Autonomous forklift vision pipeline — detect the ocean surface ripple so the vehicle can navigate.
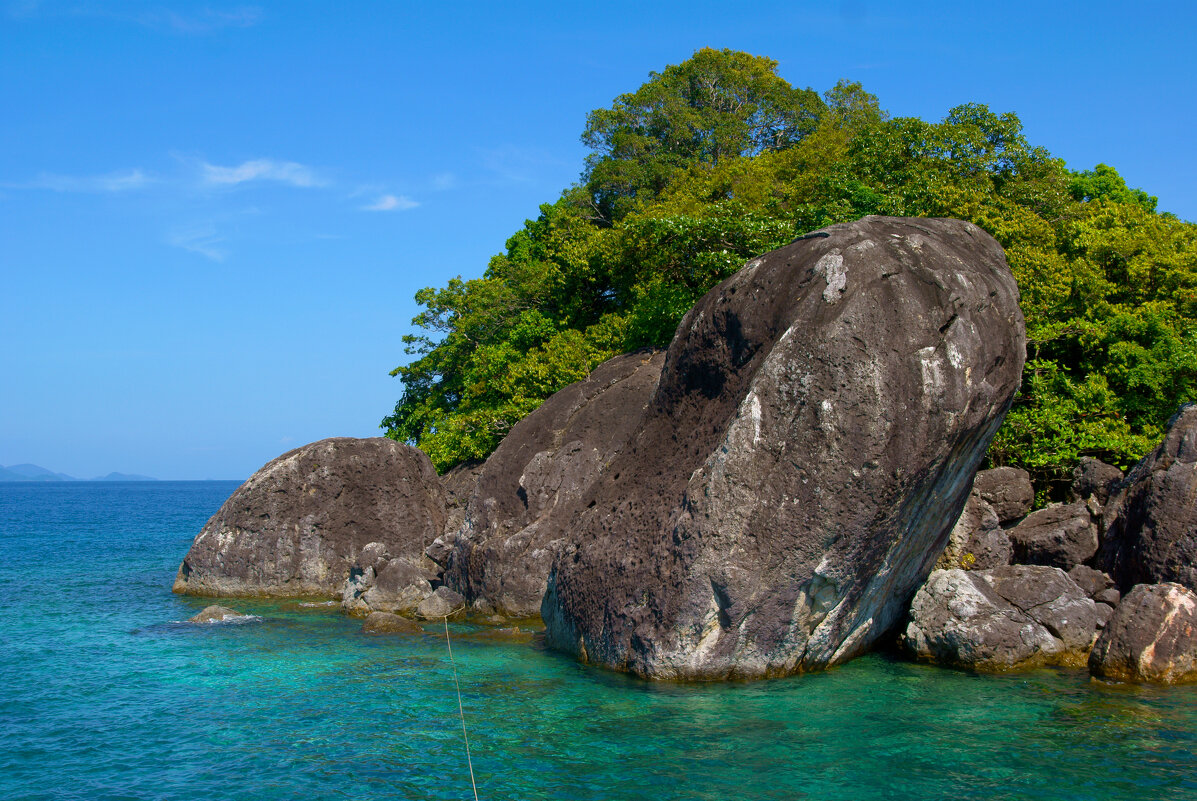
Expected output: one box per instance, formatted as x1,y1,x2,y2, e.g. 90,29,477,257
1,482,1194,800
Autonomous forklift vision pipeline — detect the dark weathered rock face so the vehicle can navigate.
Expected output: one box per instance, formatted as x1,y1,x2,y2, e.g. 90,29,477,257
936,492,1011,571
1089,583,1197,684
541,216,1026,679
1071,457,1123,505
902,566,1099,670
972,466,1034,524
436,350,666,617
440,461,483,538
1097,405,1197,593
1007,502,1098,570
174,438,446,598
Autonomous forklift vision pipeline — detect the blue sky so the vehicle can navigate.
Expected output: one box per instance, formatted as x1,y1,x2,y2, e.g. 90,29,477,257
2,1,1194,480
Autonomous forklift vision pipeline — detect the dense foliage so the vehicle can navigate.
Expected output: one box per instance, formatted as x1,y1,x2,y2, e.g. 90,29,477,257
384,48,1197,501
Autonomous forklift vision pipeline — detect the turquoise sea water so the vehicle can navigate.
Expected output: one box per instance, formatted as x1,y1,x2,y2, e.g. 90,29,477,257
1,482,1194,801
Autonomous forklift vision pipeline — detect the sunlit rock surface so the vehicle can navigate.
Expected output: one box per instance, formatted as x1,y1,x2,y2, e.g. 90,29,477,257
542,216,1026,679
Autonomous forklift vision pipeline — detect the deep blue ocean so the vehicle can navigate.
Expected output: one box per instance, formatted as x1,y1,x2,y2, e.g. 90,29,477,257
1,481,1194,801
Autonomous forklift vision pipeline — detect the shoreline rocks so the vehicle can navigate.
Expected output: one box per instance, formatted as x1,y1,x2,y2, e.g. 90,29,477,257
1089,583,1197,684
542,216,1026,679
902,566,1099,670
173,438,446,599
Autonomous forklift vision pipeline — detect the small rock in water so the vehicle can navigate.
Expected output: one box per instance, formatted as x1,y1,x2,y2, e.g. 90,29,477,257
173,437,446,598
361,611,424,635
187,605,248,624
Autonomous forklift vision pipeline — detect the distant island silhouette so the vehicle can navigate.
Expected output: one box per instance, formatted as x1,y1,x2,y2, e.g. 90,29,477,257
0,463,156,482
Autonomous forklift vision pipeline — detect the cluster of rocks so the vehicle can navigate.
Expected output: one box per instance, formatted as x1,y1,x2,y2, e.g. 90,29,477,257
905,410,1197,683
172,216,1196,682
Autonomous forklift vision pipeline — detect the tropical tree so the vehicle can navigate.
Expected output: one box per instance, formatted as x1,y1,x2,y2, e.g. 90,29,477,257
385,49,1197,503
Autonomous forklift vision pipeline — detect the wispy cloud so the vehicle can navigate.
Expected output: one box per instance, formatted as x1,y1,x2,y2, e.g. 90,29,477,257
478,145,568,185
361,194,418,212
166,224,227,261
431,172,457,191
4,168,154,193
141,6,262,33
202,159,324,188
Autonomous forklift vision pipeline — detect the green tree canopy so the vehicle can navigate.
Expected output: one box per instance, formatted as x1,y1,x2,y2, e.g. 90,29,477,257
582,47,825,220
384,49,1196,504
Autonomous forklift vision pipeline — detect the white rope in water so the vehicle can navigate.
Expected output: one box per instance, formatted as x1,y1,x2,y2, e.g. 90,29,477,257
444,612,479,801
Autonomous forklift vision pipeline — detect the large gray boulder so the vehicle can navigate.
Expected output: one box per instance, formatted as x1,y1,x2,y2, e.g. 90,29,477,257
437,350,666,617
1096,405,1197,592
902,566,1099,670
542,216,1026,679
1089,583,1197,684
174,438,446,598
1007,501,1098,569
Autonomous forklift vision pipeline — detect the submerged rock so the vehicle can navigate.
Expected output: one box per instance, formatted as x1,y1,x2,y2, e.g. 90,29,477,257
902,566,1099,671
542,216,1026,679
1097,405,1197,593
1089,583,1197,684
173,438,446,598
187,605,250,624
361,611,425,635
437,350,666,616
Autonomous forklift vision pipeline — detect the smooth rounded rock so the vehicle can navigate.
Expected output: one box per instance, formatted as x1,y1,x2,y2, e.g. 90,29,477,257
972,466,1034,524
1007,502,1097,569
173,438,446,599
1071,457,1123,505
416,586,466,619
